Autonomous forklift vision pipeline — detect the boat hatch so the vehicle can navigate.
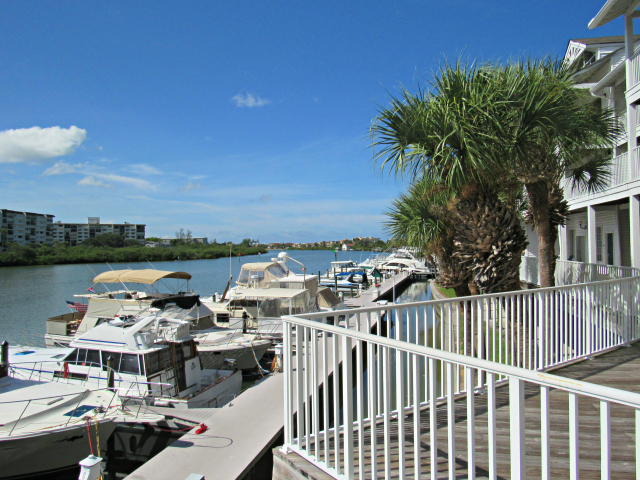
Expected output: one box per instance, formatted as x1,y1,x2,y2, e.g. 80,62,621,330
63,405,99,417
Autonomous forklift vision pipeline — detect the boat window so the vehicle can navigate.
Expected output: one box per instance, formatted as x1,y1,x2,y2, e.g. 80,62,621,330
160,348,173,369
64,349,78,363
183,341,192,360
120,354,140,375
145,352,161,375
267,264,287,277
101,351,122,370
85,349,101,367
76,348,88,364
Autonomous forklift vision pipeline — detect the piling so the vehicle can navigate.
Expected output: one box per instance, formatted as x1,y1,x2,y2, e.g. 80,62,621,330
0,341,8,378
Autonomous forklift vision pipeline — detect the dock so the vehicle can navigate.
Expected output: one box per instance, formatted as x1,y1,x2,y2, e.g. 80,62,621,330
126,271,413,480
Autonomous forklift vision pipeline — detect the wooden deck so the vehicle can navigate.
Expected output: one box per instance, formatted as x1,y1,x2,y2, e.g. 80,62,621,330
275,343,640,479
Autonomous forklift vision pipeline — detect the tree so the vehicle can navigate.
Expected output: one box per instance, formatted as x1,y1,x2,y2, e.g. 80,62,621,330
372,60,528,295
490,59,619,286
174,228,193,245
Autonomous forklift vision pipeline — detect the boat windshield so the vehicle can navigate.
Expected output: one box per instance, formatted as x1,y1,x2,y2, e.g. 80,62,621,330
237,263,288,287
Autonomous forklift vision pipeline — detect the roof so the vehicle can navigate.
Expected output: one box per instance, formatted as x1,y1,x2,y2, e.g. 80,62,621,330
239,262,278,271
570,35,628,45
93,269,192,284
589,0,639,29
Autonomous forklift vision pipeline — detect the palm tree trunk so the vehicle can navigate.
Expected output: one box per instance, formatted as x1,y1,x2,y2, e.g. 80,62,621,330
527,180,555,288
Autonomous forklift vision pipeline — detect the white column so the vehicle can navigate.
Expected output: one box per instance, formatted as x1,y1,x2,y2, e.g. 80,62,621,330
631,195,640,268
626,14,638,181
559,225,568,261
588,206,597,264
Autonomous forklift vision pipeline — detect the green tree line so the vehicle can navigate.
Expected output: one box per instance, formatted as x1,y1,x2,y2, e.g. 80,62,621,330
0,235,267,267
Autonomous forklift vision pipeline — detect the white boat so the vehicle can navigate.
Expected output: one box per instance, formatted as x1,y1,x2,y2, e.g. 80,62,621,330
360,248,433,276
15,315,243,409
193,328,272,370
45,269,216,348
0,373,121,478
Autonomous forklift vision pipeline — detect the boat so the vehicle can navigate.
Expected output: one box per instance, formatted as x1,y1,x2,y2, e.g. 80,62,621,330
45,269,216,348
319,271,370,290
360,248,433,276
16,314,243,409
0,346,128,479
193,328,272,370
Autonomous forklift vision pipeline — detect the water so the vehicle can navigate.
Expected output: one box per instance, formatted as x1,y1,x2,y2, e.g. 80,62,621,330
0,250,381,347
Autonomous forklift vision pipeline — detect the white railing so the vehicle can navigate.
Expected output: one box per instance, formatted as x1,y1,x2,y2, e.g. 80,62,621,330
564,152,630,202
631,48,640,91
634,145,640,181
520,256,640,287
282,276,640,479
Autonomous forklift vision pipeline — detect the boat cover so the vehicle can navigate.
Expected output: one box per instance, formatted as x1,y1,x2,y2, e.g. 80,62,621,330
93,269,192,284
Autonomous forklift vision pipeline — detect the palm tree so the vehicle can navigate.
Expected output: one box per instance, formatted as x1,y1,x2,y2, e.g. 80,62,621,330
491,59,619,287
372,61,528,294
384,177,473,297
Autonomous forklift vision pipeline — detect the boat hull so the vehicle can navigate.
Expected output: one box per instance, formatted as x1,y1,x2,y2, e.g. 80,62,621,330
0,420,117,479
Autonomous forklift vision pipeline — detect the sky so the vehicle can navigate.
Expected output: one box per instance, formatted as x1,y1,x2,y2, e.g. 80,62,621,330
0,1,627,243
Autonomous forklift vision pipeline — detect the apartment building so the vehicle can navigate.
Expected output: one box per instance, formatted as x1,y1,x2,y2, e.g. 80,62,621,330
51,217,145,246
0,209,54,250
549,2,640,270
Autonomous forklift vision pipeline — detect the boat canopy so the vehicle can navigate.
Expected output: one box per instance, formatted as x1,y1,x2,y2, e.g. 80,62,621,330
93,269,192,284
236,262,288,288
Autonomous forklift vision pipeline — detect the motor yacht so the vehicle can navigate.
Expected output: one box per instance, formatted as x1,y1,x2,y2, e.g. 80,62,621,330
16,314,242,409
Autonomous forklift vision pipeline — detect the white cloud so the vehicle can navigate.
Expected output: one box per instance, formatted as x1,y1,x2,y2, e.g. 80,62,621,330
230,92,271,108
129,163,163,175
42,160,84,176
78,176,110,188
180,181,202,192
77,173,155,190
95,173,156,190
0,126,87,164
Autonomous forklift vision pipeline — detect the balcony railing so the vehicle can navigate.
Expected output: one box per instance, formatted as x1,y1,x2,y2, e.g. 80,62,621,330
520,256,640,287
630,48,640,91
564,150,637,202
282,276,640,479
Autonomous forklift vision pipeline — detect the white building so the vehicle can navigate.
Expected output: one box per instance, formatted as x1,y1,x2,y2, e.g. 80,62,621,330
0,209,54,250
51,217,145,246
549,2,640,270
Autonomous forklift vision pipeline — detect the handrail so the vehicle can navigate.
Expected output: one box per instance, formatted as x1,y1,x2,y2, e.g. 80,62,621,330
283,315,640,408
297,274,640,318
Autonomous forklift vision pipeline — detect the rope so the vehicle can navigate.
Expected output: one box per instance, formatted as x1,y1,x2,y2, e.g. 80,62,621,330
84,417,94,456
250,337,270,376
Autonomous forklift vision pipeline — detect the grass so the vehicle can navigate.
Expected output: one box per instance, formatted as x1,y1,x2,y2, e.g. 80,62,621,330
434,283,457,298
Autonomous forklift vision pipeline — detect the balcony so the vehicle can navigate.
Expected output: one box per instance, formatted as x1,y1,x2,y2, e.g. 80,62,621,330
563,147,640,204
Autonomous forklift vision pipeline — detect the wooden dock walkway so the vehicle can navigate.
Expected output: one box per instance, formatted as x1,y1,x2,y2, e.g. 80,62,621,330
344,271,411,308
274,343,640,479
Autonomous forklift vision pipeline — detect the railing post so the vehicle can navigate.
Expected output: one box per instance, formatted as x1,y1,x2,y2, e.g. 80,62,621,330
342,335,354,478
509,377,526,480
283,321,293,447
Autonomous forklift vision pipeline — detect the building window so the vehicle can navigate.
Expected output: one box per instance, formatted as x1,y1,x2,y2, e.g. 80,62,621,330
576,235,586,263
596,227,603,263
569,229,575,260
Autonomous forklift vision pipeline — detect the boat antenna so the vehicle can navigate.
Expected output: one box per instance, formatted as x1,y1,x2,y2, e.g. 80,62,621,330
146,259,158,270
229,243,232,278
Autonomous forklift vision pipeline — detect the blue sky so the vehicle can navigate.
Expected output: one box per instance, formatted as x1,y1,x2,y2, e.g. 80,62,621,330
0,1,625,243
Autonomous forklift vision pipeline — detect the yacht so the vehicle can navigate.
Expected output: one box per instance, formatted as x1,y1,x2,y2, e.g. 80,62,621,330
0,359,128,479
45,269,215,348
15,315,242,409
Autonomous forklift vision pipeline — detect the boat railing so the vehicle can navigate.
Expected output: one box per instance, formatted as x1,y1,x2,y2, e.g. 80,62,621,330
1,385,122,437
8,360,172,398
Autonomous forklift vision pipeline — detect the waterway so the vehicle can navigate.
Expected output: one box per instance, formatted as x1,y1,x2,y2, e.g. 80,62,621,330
0,249,432,479
0,250,385,347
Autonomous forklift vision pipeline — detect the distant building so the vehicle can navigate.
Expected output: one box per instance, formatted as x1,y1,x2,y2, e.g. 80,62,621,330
342,243,355,251
192,237,209,244
0,209,54,250
51,217,145,246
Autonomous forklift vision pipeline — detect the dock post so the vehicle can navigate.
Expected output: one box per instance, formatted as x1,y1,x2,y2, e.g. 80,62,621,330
107,356,115,390
334,276,338,294
0,341,8,378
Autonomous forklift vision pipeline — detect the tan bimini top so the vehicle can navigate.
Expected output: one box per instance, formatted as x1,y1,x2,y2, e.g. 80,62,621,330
93,269,192,285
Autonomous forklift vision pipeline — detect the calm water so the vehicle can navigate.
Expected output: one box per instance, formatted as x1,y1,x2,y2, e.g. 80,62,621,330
0,250,382,347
